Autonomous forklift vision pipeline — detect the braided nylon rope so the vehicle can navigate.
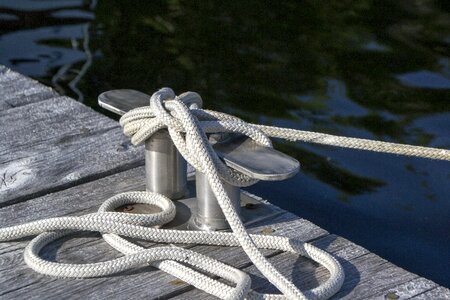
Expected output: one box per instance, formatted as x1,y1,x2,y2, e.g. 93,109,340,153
1,87,447,299
256,125,450,161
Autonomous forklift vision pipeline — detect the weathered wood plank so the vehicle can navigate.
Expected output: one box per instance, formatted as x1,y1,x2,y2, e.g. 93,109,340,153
174,233,449,300
0,166,328,299
242,236,449,300
367,277,437,299
0,67,59,111
0,167,171,299
171,234,367,299
0,168,146,229
411,286,450,299
154,211,329,299
0,96,143,207
241,238,446,300
0,213,321,300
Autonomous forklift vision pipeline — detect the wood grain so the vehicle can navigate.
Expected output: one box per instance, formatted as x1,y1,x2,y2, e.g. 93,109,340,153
0,96,143,207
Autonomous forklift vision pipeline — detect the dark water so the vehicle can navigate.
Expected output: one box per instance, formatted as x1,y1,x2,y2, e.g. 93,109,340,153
1,0,449,288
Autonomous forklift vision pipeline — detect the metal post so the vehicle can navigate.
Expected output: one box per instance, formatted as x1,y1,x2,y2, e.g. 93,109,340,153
194,171,241,231
145,129,187,199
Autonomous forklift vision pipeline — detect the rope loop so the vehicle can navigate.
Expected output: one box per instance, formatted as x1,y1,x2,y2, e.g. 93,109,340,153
1,189,345,300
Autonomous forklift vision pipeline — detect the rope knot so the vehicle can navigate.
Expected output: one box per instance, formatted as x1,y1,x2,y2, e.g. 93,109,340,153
120,88,275,186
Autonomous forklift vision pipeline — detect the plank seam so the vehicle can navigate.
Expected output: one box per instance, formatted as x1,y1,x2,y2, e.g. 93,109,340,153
408,286,441,299
0,280,54,297
1,88,60,110
0,95,71,116
363,274,422,299
0,158,144,209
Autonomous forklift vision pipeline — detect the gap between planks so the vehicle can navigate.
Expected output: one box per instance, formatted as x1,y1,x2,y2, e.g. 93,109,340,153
0,96,144,208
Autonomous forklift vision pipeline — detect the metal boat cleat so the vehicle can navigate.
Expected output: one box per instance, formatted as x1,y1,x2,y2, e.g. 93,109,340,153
99,89,300,231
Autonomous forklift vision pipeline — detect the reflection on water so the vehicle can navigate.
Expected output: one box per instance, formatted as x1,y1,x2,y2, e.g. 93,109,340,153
0,0,95,101
1,0,449,287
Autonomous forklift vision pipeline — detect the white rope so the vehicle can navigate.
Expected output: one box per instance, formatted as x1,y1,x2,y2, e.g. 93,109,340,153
3,192,343,300
0,88,348,299
256,125,450,161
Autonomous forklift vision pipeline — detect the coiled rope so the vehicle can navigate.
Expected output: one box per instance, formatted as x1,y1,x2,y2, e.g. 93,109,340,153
1,87,448,299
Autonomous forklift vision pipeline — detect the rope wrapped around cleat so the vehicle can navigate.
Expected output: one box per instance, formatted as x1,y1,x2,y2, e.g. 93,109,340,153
0,88,345,299
5,86,447,299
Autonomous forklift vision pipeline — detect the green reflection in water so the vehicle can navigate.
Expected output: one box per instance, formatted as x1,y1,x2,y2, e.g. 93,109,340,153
82,0,449,117
32,0,447,195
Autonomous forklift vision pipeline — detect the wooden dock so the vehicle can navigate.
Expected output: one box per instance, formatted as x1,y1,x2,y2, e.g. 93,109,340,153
0,65,449,299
